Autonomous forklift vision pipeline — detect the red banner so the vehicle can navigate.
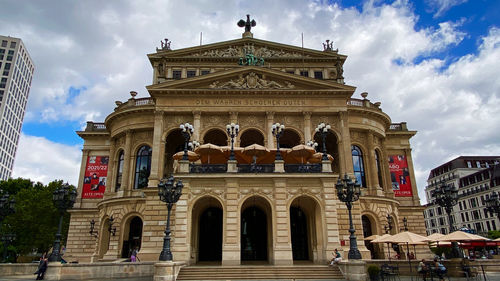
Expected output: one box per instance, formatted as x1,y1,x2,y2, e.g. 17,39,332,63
388,155,412,197
82,156,109,199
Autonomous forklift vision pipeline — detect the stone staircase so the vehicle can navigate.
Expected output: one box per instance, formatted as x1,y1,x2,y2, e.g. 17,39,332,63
176,264,345,280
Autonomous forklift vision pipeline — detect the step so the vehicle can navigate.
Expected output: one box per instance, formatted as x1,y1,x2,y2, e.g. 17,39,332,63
177,265,344,280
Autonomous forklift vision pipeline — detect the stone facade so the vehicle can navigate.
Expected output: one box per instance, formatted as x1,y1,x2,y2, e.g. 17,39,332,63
66,33,426,265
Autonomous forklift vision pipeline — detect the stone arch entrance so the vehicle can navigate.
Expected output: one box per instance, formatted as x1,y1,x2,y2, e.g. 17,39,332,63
240,196,273,263
239,129,265,147
279,129,301,148
164,129,184,176
191,196,223,263
314,130,340,173
362,214,377,259
290,196,324,262
97,217,112,259
203,128,227,146
121,216,143,258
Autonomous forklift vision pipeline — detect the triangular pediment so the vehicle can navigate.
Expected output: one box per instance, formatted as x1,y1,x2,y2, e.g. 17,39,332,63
148,37,346,61
146,67,355,93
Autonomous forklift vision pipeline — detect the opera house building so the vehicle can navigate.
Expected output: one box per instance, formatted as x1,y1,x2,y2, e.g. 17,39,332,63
65,26,425,267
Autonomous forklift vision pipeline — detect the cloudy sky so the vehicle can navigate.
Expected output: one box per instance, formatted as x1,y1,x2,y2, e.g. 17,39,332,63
1,0,499,204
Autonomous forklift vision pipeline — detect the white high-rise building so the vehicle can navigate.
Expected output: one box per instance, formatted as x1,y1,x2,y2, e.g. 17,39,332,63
0,36,34,181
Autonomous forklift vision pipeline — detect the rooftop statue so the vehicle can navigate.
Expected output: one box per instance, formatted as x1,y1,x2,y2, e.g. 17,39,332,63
237,14,256,33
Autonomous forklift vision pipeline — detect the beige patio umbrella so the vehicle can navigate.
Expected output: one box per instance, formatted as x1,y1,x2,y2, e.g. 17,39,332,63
365,234,382,241
494,238,500,242
371,234,394,261
289,144,316,164
243,144,269,164
426,233,445,241
307,152,334,164
390,231,430,274
195,143,224,164
436,231,490,242
172,150,200,162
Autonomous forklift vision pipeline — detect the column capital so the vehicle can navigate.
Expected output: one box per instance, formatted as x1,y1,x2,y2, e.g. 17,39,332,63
229,111,238,119
302,111,312,118
266,111,275,118
155,110,164,117
192,111,201,118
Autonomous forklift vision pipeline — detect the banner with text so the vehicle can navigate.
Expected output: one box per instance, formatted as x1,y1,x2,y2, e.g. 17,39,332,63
82,156,109,199
388,155,413,197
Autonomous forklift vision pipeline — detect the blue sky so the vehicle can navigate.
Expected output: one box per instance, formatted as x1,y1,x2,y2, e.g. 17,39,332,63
1,0,500,203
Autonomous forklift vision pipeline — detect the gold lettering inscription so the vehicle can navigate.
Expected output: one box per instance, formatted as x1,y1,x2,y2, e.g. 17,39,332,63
194,99,305,106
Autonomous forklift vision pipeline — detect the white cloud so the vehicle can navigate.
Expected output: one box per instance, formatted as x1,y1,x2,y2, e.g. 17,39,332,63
425,0,468,18
2,0,499,205
11,134,81,185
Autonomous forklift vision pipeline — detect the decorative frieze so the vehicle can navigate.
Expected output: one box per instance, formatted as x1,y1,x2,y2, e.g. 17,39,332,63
209,73,295,89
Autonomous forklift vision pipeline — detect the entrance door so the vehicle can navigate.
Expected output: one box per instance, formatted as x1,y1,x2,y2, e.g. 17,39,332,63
241,206,267,261
198,207,223,261
290,206,309,260
121,216,143,258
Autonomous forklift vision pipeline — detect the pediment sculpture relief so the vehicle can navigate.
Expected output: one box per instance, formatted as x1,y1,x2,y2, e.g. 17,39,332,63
209,72,295,89
193,44,309,58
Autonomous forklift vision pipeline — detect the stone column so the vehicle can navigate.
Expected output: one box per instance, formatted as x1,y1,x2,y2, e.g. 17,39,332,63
122,130,133,194
266,112,275,148
380,139,392,195
172,185,189,261
322,178,342,261
193,111,201,142
366,131,379,192
303,112,312,142
273,178,293,265
149,111,164,187
405,148,421,205
105,138,117,194
75,149,90,207
222,178,240,265
339,111,353,175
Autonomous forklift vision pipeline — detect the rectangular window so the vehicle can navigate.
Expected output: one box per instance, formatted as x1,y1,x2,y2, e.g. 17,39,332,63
437,207,442,215
186,70,196,78
492,220,497,230
476,161,481,168
201,70,210,75
0,78,6,88
1,41,7,47
461,213,465,221
9,42,16,48
314,71,323,79
286,70,295,74
487,221,491,231
465,212,469,221
300,71,309,77
172,70,181,79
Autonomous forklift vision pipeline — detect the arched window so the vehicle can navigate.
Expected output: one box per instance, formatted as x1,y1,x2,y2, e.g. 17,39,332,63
239,129,265,147
203,129,227,146
115,150,124,191
375,150,383,188
134,145,152,189
279,129,301,149
351,145,366,187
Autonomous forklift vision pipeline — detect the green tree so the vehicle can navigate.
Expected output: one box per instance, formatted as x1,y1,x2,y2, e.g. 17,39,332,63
488,230,500,239
0,179,75,261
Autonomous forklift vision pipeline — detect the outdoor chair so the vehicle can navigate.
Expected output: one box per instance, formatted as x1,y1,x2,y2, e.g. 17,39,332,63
381,264,401,281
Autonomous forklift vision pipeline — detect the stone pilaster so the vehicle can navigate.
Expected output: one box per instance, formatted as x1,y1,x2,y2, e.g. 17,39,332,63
322,178,341,261
366,131,380,193
193,111,201,142
149,111,165,187
339,111,353,176
273,178,293,265
172,187,189,262
75,149,90,207
222,178,240,265
122,130,133,195
266,112,275,148
105,139,117,195
405,148,421,205
303,112,312,142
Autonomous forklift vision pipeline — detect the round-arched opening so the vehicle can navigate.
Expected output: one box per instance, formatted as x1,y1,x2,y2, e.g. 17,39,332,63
121,216,143,258
164,129,185,177
314,131,340,173
203,128,227,146
191,196,223,263
362,215,378,259
290,196,324,262
279,129,301,149
240,196,272,263
239,129,265,147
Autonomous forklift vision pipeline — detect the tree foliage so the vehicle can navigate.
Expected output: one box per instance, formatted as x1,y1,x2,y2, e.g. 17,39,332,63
488,230,500,239
0,178,75,261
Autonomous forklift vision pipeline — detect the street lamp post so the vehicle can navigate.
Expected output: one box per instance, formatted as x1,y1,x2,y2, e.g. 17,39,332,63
336,173,362,260
433,182,463,259
49,183,77,262
402,217,408,231
485,191,500,220
180,123,194,161
158,176,184,261
315,123,331,161
272,123,285,160
226,123,240,161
